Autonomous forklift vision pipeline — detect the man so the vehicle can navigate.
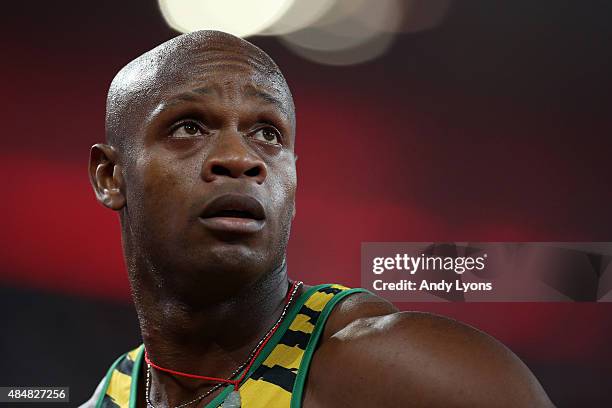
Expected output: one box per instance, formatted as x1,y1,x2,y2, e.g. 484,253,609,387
84,30,553,407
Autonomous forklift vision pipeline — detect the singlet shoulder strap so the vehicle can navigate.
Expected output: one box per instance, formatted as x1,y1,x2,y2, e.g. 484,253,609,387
290,284,371,407
96,344,144,408
203,284,372,408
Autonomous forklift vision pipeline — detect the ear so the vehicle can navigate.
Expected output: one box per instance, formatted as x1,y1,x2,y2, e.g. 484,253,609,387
89,143,126,210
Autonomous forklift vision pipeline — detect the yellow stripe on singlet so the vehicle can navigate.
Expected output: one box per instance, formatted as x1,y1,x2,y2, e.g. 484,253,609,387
126,347,140,362
302,285,349,313
262,344,304,370
239,377,292,408
288,314,315,334
302,291,333,312
105,370,131,407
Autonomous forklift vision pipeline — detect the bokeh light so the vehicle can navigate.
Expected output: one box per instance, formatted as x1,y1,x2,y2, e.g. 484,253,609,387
261,0,336,36
278,0,401,65
158,0,295,38
158,0,454,65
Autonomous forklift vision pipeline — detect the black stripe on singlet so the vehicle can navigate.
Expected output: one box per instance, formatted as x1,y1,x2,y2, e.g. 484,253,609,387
298,304,321,324
318,286,343,295
277,329,310,349
115,356,134,376
250,364,298,393
100,394,121,408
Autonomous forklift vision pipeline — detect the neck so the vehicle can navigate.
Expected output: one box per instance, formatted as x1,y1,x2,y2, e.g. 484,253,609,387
131,258,293,407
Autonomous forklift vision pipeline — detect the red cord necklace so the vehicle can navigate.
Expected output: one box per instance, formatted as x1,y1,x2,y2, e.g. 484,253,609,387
144,280,303,408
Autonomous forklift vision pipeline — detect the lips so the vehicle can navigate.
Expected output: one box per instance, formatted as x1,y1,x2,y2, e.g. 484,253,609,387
198,194,265,234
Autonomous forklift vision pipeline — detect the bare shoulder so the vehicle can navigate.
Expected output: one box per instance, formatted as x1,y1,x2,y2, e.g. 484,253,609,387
303,292,554,408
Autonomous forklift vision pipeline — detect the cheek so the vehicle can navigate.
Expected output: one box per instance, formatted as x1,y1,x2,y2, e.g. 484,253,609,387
129,155,194,229
142,162,178,200
268,161,297,219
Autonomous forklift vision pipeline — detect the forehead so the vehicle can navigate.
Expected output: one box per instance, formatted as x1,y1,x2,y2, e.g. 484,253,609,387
147,49,293,118
162,64,290,108
106,35,296,149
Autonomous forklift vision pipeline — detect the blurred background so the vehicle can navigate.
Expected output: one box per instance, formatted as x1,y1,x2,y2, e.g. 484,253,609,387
2,0,612,406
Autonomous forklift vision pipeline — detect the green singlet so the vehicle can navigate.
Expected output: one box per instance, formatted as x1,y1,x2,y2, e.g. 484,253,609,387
95,284,371,408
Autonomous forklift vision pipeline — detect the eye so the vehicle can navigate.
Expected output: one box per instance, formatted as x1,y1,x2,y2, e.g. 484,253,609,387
170,121,205,138
251,126,281,145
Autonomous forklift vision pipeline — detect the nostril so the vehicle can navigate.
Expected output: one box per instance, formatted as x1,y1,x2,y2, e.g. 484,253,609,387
245,166,260,177
212,165,231,176
205,161,266,181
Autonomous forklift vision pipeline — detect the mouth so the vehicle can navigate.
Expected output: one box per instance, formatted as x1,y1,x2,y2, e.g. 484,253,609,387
198,193,266,234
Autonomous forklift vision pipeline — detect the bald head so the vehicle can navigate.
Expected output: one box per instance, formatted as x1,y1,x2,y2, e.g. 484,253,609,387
91,30,300,308
105,30,294,154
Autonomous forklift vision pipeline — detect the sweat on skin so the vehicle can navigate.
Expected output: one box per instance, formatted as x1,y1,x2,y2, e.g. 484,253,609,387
85,30,554,408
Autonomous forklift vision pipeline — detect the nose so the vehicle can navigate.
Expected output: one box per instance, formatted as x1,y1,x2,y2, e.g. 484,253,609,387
202,131,267,184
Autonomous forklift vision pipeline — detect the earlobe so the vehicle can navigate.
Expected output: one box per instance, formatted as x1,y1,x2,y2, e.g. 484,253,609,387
89,143,126,211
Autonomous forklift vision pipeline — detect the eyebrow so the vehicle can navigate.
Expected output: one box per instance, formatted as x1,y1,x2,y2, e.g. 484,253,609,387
244,87,283,106
164,86,214,106
243,84,290,116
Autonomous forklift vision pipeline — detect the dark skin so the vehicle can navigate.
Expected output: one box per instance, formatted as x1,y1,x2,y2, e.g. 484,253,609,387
89,31,553,407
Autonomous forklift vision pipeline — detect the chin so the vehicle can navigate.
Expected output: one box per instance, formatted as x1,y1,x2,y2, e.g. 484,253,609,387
183,242,269,278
